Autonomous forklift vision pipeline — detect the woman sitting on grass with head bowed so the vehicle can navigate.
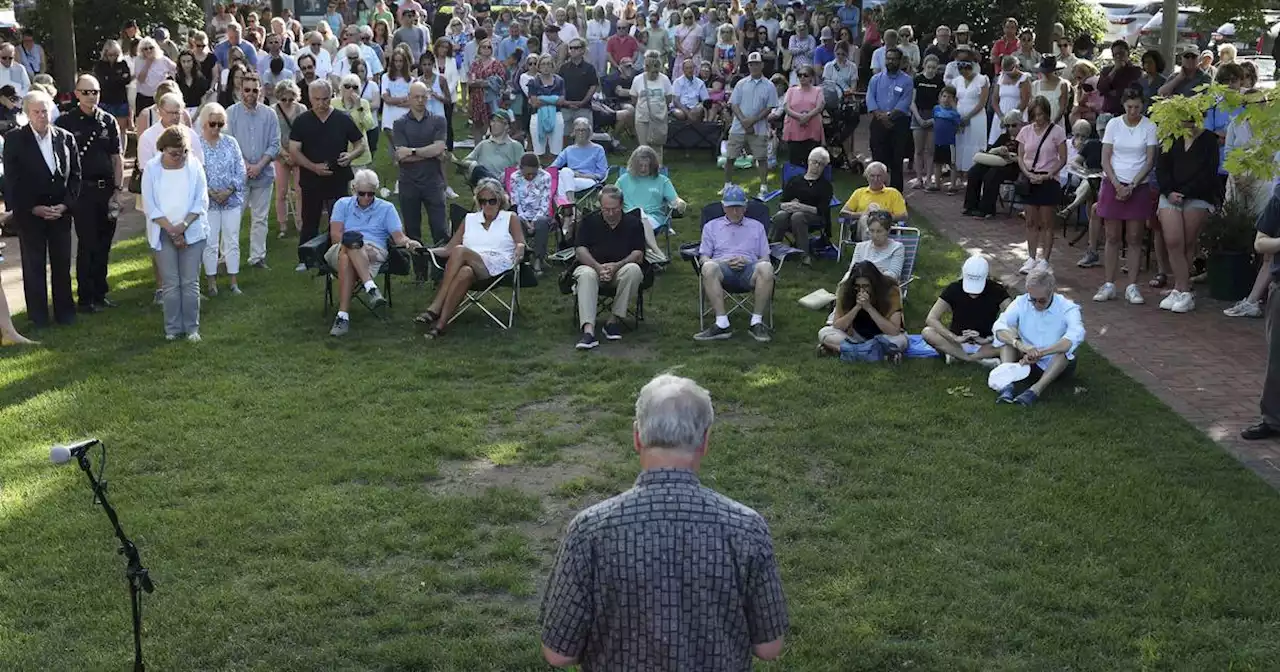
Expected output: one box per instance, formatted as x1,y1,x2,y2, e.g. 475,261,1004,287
416,178,525,340
818,260,907,361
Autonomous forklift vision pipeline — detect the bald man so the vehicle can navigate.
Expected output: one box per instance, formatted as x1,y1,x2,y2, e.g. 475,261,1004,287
392,80,449,244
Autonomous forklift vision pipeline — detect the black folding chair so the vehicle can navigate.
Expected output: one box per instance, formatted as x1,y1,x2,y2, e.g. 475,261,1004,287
556,208,656,331
679,199,783,330
298,234,412,320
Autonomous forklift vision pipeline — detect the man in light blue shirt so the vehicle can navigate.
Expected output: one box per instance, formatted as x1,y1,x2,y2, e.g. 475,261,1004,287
865,47,913,191
226,78,281,269
326,169,422,337
671,58,708,121
497,22,528,63
214,24,260,68
724,52,779,198
992,268,1086,406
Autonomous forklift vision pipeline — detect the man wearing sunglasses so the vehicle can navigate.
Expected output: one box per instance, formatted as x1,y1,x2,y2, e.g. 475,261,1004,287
227,73,281,270
0,44,31,97
56,75,125,312
991,268,1085,406
326,169,421,337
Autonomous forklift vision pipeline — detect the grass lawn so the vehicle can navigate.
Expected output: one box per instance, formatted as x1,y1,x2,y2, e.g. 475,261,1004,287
3,140,1280,671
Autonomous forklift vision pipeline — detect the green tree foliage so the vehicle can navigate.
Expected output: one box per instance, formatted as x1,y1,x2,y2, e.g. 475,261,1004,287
22,0,202,71
1149,85,1278,182
882,0,1106,48
1192,0,1280,38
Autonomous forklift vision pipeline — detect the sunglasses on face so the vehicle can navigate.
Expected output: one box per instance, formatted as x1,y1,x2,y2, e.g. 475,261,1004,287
478,197,500,205
1029,295,1052,306
356,190,375,197
78,89,100,95
343,84,359,90
208,121,225,128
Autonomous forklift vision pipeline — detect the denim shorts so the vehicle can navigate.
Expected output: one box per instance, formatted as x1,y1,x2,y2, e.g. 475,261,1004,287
1158,195,1215,213
101,102,129,117
717,261,756,291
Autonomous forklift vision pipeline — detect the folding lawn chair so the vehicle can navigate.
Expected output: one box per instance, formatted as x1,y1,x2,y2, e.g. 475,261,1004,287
417,208,540,330
298,234,413,319
500,166,602,251
762,162,840,251
890,226,921,301
615,165,682,261
680,199,785,330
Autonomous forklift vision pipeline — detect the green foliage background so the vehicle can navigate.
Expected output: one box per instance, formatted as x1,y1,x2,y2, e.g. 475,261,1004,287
21,0,203,71
882,0,1106,47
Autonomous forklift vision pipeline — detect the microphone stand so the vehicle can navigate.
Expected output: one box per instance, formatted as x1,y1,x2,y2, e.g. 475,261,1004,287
75,450,154,672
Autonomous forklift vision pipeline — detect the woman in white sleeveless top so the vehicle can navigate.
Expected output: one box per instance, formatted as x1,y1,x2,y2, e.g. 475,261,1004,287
949,51,989,175
1029,56,1071,127
418,178,525,339
989,55,1030,145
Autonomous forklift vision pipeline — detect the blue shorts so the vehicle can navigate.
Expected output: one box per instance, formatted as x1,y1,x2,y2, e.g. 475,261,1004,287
1157,195,1215,213
102,102,129,117
717,261,756,291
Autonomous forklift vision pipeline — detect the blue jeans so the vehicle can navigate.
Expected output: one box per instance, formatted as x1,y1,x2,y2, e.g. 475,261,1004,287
717,261,756,291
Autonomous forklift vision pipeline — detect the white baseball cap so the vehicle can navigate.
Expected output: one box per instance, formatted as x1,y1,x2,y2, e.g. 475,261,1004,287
962,256,989,294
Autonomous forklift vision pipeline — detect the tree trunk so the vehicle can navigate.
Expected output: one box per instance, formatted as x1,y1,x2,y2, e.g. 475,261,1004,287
46,0,78,92
1034,0,1058,54
1160,0,1178,75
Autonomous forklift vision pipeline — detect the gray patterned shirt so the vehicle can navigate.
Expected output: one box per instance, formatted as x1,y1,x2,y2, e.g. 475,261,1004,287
540,468,789,671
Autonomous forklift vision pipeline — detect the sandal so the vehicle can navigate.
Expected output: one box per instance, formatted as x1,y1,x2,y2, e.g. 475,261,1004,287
1149,273,1168,289
414,309,440,325
423,326,444,340
924,185,940,192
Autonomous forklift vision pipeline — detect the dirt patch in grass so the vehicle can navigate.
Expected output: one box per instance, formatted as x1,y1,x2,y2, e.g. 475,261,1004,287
718,402,772,430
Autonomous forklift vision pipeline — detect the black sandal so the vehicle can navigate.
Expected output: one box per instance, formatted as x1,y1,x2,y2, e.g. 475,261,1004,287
423,326,444,340
414,310,440,325
1149,273,1168,289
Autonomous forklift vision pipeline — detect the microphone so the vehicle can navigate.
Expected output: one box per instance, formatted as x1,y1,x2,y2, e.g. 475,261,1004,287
50,438,101,465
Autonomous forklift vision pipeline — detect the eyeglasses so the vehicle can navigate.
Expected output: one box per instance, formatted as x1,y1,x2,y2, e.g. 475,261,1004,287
343,84,359,90
142,47,155,52
243,87,259,93
1029,295,1052,306
478,197,500,205
77,89,100,95
356,190,375,197
570,45,583,49
208,121,225,128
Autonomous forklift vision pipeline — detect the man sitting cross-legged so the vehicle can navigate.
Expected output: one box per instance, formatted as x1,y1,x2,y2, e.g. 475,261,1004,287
694,185,774,343
327,169,422,336
922,256,1011,366
572,186,646,351
991,268,1086,406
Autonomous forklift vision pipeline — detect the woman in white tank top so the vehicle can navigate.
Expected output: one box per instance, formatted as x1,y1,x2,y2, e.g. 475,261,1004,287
418,178,525,339
990,55,1030,145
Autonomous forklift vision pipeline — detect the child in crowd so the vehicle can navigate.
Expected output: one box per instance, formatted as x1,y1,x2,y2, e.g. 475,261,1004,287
931,86,962,194
713,23,739,78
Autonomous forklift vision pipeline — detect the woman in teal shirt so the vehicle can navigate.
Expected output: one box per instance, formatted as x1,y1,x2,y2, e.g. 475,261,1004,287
615,145,686,262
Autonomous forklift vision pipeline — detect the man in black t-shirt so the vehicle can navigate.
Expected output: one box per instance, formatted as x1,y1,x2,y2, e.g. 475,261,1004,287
922,256,1011,365
288,79,367,270
572,186,647,350
1242,187,1280,440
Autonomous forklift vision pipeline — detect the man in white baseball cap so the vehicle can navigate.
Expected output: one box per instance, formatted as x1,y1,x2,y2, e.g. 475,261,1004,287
922,256,1012,366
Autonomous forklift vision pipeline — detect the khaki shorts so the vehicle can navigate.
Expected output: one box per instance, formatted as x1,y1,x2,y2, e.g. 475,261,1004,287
324,242,389,277
726,133,769,160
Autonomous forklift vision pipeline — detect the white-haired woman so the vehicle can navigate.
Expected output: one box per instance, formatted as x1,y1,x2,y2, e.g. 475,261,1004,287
631,49,674,165
617,145,685,260
144,127,210,341
94,40,134,152
196,103,247,296
133,37,177,112
417,178,525,339
273,79,304,239
552,118,608,199
771,146,834,266
332,72,376,170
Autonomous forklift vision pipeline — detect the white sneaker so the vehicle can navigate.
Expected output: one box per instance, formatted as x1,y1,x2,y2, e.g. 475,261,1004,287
1018,258,1037,275
1171,291,1195,313
445,186,459,199
1093,282,1116,302
294,263,307,272
1224,299,1263,318
1125,283,1145,305
187,332,202,343
1034,259,1051,273
1159,290,1180,311
757,184,768,199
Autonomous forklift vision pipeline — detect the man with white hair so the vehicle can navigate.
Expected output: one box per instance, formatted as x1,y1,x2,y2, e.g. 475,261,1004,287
326,169,422,336
298,32,334,81
257,33,297,81
331,24,383,80
540,373,789,669
0,44,32,97
290,79,366,271
4,91,82,328
226,73,281,269
392,81,449,244
991,268,1086,406
214,23,260,68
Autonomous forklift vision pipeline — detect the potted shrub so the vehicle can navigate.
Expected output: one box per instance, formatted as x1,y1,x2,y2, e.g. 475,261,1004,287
1202,192,1260,302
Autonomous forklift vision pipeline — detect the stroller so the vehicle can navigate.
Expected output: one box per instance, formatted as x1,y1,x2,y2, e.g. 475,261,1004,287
822,89,863,174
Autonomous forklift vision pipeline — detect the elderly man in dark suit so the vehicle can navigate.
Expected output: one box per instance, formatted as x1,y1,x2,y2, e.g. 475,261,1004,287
3,90,82,327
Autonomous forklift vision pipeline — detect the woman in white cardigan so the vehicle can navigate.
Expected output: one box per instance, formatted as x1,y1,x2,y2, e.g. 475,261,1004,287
142,127,211,342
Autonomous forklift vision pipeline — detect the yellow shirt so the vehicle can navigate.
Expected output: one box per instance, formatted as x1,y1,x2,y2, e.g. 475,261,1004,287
842,187,907,217
331,97,375,167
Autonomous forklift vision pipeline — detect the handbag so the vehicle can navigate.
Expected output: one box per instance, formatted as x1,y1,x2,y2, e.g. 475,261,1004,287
127,166,143,194
1014,124,1054,198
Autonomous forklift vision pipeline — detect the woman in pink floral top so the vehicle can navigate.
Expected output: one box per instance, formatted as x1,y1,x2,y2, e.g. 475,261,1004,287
782,65,825,167
508,153,554,274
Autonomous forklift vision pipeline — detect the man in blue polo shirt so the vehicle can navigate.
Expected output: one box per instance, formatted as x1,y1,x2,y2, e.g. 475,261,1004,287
214,23,260,68
866,47,913,191
326,169,422,337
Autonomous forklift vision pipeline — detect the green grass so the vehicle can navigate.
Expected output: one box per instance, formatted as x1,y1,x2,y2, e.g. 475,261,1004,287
3,141,1280,670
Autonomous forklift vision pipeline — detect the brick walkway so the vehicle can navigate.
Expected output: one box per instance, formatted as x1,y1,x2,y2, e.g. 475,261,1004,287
904,186,1280,489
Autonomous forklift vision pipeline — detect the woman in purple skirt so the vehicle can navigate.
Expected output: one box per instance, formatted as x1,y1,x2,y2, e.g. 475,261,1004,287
1093,87,1159,306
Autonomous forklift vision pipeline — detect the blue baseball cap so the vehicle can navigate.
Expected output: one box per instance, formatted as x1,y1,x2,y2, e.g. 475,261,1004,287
722,184,747,207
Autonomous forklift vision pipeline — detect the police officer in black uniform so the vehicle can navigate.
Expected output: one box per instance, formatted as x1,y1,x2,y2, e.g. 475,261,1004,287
57,74,125,312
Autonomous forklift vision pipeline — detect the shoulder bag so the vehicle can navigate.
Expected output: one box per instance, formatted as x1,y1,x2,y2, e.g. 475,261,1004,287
1014,124,1053,198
